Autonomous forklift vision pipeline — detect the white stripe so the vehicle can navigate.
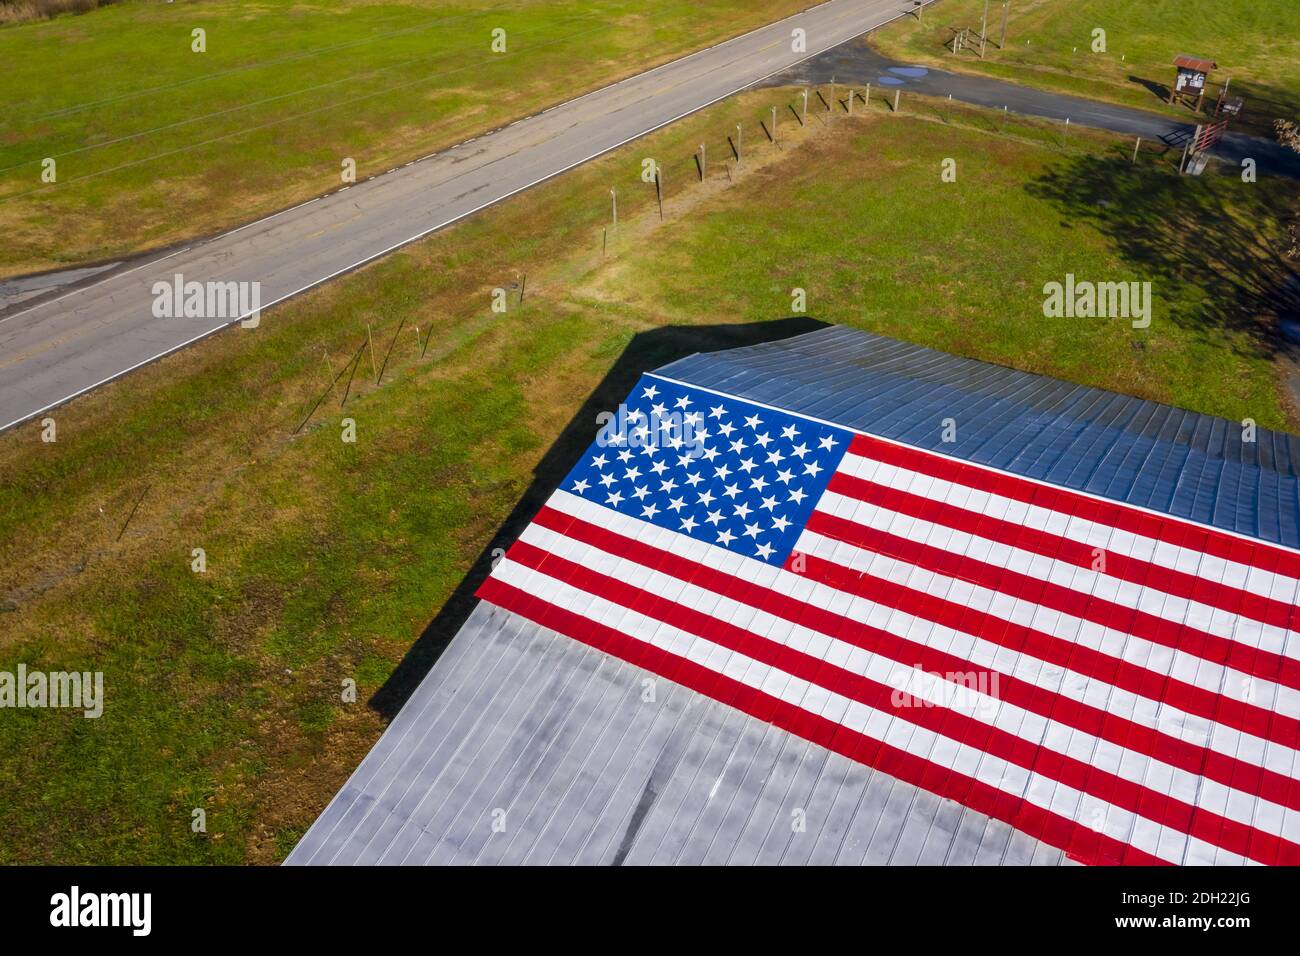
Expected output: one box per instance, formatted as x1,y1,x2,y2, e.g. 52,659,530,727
549,488,1300,776
512,518,1297,842
837,451,1300,608
491,554,1244,865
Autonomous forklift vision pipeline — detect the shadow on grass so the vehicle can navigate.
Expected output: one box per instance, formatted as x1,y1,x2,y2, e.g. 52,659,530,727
369,315,829,720
1026,150,1300,355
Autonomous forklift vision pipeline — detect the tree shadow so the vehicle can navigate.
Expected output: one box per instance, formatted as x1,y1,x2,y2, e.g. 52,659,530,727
369,316,829,720
1025,151,1299,359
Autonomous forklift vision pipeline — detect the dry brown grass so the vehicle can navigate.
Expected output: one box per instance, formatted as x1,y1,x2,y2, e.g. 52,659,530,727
0,0,119,26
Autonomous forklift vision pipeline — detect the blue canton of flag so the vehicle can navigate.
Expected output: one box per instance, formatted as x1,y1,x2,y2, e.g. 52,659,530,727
559,375,850,565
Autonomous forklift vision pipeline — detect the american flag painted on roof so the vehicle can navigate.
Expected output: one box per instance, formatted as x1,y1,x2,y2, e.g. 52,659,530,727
477,372,1300,866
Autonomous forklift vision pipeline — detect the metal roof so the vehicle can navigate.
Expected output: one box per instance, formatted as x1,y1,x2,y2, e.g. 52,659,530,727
288,325,1298,866
657,327,1300,548
1173,55,1218,73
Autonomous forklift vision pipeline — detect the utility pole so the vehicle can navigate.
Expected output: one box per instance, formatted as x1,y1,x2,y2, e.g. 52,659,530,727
999,0,1009,49
980,0,989,58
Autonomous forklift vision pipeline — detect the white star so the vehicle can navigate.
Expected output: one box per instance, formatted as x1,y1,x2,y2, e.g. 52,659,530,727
641,502,660,519
607,431,626,446
750,475,769,492
674,395,692,410
775,468,795,484
572,479,590,494
642,384,660,399
717,421,735,437
818,434,839,451
729,438,747,454
639,444,659,458
709,404,727,419
701,447,720,462
714,463,732,480
771,515,791,532
704,509,724,525
684,411,703,427
755,542,776,560
650,403,667,419
754,432,773,448
790,442,810,459
599,472,616,487
631,485,650,500
632,425,650,444
803,461,823,478
788,488,807,505
737,458,757,473
722,483,742,499
651,460,668,475
627,409,646,423
733,502,753,519
617,449,634,462
659,478,678,493
742,521,762,539
697,489,716,506
676,453,696,469
744,414,763,430
766,449,785,466
591,454,608,469
781,424,799,440
606,490,624,506
680,515,699,532
760,495,778,511
624,466,641,482
684,472,703,487
716,528,736,546
667,496,686,512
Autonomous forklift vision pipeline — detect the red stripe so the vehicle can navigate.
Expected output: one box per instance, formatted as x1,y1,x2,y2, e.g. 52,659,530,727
805,507,1300,707
846,432,1300,581
827,468,1300,635
526,502,1296,756
499,538,1297,865
478,576,1170,866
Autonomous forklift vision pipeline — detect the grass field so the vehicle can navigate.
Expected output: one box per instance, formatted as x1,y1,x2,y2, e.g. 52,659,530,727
874,0,1300,125
0,0,812,277
0,85,1295,863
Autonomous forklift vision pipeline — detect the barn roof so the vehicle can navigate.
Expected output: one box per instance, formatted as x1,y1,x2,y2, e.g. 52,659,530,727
288,326,1300,866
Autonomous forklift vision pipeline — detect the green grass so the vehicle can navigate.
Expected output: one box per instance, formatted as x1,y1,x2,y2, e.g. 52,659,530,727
0,0,810,276
874,0,1300,125
0,86,1293,863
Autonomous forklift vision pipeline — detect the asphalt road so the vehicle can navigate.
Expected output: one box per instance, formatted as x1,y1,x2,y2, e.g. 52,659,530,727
771,41,1300,177
0,0,924,433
